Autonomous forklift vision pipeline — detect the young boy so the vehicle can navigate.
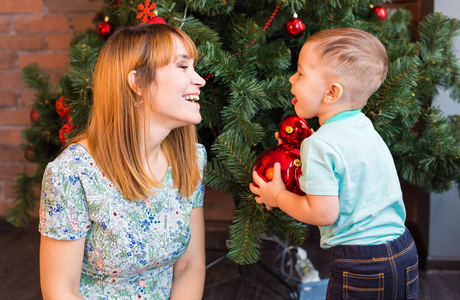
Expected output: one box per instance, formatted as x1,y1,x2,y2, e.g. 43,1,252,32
250,28,419,299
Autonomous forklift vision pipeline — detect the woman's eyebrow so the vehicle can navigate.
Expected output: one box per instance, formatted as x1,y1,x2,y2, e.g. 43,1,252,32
176,54,191,60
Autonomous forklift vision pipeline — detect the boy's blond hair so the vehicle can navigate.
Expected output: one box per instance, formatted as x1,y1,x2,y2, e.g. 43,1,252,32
307,28,388,108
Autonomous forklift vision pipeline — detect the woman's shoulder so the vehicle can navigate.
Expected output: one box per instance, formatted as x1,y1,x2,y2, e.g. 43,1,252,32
196,143,207,166
47,143,92,172
196,143,206,157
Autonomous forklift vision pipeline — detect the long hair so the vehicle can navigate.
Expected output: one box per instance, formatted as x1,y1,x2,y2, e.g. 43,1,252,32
72,24,201,200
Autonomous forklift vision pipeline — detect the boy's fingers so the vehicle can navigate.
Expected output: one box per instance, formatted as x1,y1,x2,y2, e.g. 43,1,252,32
275,131,282,145
252,170,265,186
273,162,283,181
249,183,259,194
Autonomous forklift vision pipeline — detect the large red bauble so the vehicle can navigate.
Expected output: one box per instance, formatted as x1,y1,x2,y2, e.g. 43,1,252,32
253,115,311,195
285,16,306,38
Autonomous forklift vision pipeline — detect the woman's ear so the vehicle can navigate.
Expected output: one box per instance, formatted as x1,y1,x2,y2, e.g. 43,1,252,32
323,82,343,104
127,70,142,96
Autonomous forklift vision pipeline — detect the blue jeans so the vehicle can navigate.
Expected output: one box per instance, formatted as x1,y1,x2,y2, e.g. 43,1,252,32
326,228,419,300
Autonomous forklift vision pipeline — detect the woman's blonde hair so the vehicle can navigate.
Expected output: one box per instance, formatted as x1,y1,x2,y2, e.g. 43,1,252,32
72,23,201,200
307,28,388,107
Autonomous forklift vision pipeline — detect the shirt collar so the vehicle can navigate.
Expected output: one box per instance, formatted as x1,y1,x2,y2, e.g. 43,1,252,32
324,109,362,124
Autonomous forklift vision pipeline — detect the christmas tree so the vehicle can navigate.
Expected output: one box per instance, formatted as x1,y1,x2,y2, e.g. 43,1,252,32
8,0,460,265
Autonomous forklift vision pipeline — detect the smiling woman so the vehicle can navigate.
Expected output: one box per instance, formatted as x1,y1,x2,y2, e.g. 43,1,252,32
38,24,207,300
142,40,205,131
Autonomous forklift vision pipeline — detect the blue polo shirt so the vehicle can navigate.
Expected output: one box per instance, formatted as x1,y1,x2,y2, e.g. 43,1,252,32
299,110,406,249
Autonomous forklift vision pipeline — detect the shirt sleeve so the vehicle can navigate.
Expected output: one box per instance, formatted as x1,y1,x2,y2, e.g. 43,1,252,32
299,137,341,196
192,143,207,208
38,160,92,240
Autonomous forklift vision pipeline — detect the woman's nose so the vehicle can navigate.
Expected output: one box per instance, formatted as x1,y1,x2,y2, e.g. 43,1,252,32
193,71,206,88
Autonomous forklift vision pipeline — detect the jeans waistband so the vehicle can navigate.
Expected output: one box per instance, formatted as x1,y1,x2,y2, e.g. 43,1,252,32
330,228,415,261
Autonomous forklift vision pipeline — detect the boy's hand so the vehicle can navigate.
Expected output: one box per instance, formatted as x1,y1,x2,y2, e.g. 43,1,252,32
250,162,286,210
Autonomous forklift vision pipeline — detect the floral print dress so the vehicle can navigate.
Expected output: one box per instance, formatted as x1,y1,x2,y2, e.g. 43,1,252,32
39,143,206,300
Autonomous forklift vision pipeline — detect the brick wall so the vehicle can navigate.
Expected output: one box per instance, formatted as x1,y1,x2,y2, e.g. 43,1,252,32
0,0,235,222
0,0,104,217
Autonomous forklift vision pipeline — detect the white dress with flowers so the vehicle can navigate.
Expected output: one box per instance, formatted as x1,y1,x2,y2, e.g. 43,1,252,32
38,143,206,300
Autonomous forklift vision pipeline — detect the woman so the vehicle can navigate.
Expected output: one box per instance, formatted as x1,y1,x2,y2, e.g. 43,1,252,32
39,23,207,299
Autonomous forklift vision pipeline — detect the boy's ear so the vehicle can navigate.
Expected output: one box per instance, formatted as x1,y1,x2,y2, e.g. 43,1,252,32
323,82,343,104
127,70,142,96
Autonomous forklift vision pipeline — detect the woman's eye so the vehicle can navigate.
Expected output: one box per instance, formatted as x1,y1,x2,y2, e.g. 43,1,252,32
179,65,188,70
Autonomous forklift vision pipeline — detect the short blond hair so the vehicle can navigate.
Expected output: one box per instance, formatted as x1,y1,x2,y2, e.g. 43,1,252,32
72,24,201,200
307,28,388,107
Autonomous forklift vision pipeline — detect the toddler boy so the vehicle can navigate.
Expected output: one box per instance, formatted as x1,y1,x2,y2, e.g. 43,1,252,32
250,28,419,299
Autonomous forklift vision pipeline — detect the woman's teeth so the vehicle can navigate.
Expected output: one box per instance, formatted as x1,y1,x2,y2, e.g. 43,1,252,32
184,95,199,102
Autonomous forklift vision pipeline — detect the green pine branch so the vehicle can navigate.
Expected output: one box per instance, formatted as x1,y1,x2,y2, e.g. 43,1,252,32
227,192,267,265
6,173,42,227
266,209,308,246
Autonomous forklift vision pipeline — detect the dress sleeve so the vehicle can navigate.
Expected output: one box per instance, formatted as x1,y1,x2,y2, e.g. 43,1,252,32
191,144,207,208
298,137,341,196
38,160,92,240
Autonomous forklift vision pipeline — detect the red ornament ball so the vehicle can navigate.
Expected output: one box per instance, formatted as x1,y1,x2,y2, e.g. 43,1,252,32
147,16,166,24
279,115,310,145
285,15,305,38
30,107,40,122
98,21,113,39
371,6,388,19
24,147,34,161
55,96,70,119
59,123,73,146
253,115,311,196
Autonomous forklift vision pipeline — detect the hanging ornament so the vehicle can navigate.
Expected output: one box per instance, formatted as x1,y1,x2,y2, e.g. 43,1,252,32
285,12,306,38
253,115,311,196
55,96,70,119
370,5,388,19
147,16,166,24
137,0,158,24
24,147,34,162
30,107,40,122
98,20,113,39
59,123,73,146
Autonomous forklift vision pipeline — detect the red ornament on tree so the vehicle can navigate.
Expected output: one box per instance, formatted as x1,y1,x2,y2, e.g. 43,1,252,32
137,0,157,24
30,107,40,122
59,123,73,146
55,96,70,119
371,5,388,19
285,12,305,38
24,147,34,161
147,16,166,24
253,115,311,195
98,21,113,39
